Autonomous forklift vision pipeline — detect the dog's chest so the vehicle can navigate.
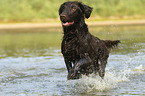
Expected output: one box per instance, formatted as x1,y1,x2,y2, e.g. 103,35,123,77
62,37,80,61
64,39,78,54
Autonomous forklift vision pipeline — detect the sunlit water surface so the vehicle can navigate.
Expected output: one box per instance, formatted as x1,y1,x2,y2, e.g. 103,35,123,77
0,25,145,96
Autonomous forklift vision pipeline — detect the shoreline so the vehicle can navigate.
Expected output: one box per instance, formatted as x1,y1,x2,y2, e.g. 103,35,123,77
0,19,145,29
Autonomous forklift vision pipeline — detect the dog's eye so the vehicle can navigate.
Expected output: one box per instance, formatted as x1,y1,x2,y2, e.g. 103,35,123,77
71,6,76,11
72,8,76,11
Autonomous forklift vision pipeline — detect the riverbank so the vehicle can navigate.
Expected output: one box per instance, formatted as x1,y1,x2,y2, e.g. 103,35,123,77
0,19,145,29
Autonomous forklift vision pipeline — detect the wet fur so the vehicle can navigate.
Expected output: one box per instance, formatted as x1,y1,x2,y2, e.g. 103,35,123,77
59,1,120,80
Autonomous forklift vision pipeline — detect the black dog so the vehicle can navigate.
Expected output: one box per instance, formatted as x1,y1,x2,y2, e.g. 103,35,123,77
59,1,120,80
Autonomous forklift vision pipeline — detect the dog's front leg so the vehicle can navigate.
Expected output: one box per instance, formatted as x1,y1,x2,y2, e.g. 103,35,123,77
64,58,72,73
67,56,92,80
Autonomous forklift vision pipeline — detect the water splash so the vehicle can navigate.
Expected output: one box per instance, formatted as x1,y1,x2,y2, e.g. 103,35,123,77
65,72,129,93
65,64,145,94
131,65,145,75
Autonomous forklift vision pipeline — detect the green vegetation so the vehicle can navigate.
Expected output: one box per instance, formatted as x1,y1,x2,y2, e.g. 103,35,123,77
0,0,145,22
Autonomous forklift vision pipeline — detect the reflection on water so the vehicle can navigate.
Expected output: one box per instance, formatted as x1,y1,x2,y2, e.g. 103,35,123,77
0,25,145,95
0,25,145,58
0,27,62,58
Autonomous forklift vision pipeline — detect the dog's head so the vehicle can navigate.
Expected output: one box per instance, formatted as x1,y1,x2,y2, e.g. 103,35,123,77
59,1,93,27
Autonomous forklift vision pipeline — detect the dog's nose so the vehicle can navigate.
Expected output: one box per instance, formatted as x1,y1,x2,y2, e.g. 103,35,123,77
60,14,67,21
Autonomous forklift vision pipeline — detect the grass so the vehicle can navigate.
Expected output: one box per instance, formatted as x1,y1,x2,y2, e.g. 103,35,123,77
0,0,145,22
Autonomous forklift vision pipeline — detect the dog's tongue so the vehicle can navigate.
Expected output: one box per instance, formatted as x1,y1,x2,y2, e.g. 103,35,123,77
63,21,74,26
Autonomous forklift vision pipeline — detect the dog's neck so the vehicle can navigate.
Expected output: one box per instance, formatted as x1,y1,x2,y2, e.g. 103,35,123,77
62,18,89,36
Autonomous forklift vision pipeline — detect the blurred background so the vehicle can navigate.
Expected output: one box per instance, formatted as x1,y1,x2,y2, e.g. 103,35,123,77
0,0,145,22
0,0,145,96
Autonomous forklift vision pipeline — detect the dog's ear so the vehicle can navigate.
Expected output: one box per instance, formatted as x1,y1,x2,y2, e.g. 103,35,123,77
79,3,93,19
83,5,93,19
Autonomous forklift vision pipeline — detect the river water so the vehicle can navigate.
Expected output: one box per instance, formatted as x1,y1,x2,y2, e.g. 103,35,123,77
0,25,145,96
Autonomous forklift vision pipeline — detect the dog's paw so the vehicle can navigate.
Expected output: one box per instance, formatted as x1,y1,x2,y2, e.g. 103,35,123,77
67,69,81,80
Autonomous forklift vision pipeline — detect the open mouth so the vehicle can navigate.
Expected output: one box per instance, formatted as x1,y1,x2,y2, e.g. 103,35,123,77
62,21,74,26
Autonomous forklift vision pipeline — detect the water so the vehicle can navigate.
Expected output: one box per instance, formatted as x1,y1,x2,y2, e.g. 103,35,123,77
0,25,145,96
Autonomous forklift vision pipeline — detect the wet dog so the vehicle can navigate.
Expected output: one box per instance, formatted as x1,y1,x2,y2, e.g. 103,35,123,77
59,1,120,80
